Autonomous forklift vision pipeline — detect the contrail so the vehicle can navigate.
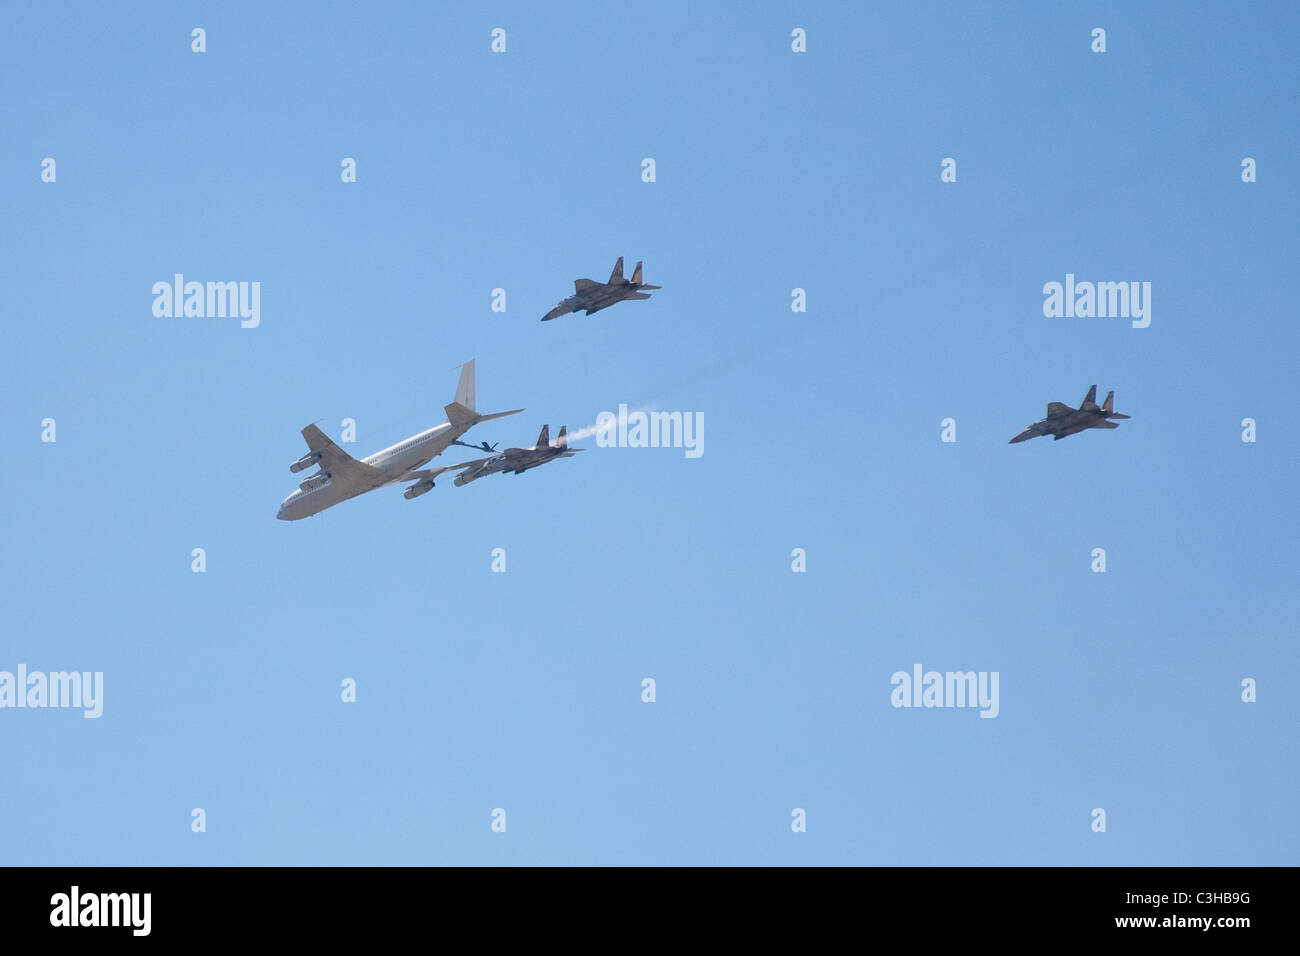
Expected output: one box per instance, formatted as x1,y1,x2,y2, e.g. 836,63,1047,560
563,401,661,443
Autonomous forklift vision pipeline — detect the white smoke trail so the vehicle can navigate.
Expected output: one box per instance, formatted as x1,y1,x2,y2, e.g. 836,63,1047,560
562,401,661,444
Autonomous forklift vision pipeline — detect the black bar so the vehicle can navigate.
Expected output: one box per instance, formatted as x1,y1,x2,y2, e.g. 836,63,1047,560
0,866,1282,942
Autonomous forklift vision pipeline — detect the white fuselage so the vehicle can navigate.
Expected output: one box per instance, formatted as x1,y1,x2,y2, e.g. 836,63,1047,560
277,422,459,520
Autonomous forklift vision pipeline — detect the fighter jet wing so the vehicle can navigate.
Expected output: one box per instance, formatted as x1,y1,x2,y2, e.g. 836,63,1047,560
301,424,386,490
574,279,601,292
1090,420,1119,429
1046,402,1073,418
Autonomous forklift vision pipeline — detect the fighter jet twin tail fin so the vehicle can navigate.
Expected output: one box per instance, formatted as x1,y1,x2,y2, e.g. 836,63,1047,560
631,261,660,290
532,425,572,448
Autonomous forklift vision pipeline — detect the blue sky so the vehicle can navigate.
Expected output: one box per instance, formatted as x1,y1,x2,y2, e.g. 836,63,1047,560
1,1,1296,865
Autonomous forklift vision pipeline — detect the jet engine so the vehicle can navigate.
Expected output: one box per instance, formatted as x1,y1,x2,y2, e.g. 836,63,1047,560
290,452,321,473
299,472,330,491
403,478,435,500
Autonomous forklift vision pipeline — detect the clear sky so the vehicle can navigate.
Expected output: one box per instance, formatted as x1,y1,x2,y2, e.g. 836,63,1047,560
1,1,1296,865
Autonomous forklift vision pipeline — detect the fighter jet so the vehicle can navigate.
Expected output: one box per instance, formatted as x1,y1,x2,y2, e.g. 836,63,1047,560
1009,385,1131,443
276,360,522,520
541,257,661,321
453,425,583,486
